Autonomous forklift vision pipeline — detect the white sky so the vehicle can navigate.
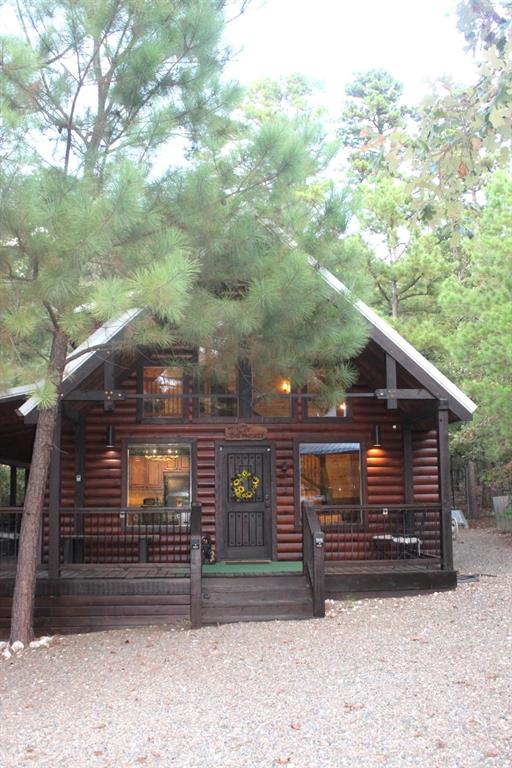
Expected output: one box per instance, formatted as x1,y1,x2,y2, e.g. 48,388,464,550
224,0,476,107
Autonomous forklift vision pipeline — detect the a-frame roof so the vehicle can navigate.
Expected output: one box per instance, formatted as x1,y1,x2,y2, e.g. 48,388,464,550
313,262,476,421
2,265,476,422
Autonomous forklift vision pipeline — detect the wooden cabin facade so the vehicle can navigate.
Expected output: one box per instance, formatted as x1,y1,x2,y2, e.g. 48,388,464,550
0,272,476,635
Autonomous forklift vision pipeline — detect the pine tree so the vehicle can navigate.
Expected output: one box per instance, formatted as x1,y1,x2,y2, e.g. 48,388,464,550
0,0,240,645
1,2,369,643
441,172,512,482
338,69,415,180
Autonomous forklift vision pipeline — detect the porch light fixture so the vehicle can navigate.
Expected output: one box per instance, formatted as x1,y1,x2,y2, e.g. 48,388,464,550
280,378,291,395
106,425,115,449
371,425,382,447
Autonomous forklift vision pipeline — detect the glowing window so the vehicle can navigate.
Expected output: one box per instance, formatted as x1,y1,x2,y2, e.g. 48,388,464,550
300,443,361,506
252,372,292,418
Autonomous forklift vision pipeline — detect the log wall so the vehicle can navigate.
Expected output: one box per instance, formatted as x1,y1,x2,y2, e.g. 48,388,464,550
55,373,440,562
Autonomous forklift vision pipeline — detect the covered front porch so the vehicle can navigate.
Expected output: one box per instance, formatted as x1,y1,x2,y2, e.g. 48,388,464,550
0,499,456,636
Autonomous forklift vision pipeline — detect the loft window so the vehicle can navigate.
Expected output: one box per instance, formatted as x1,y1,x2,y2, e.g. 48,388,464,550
127,443,191,525
304,372,347,419
299,442,361,508
198,348,238,418
142,366,184,419
252,371,292,418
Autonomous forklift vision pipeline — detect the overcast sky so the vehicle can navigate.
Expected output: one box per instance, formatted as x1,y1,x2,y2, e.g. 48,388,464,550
224,0,477,107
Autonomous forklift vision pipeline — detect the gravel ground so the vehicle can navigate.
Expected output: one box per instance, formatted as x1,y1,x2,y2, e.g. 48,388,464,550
1,528,511,768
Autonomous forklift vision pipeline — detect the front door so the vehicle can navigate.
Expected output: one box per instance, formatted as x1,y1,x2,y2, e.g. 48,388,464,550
217,443,274,561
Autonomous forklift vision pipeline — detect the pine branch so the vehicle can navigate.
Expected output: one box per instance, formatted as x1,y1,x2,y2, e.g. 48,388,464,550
399,274,423,294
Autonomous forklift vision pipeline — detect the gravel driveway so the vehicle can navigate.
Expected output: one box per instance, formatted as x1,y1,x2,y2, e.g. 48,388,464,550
1,528,511,768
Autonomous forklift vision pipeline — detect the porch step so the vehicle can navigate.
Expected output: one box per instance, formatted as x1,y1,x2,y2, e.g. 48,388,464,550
201,574,314,625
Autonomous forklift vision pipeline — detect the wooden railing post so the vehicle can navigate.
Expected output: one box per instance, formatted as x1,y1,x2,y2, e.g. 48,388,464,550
302,502,325,618
190,502,202,629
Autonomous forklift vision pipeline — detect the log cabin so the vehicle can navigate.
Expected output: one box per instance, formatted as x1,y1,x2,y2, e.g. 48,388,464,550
0,267,476,635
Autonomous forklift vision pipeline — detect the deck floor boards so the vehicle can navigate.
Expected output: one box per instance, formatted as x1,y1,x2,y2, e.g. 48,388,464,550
1,559,443,580
325,559,442,574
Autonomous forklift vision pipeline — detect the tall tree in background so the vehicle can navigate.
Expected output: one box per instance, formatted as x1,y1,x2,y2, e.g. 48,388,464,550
356,175,448,323
441,172,512,483
338,69,415,180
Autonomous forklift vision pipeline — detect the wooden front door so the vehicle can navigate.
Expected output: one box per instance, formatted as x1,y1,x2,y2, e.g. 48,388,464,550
217,443,274,561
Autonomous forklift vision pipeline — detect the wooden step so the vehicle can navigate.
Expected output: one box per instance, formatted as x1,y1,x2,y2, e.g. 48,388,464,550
201,574,314,625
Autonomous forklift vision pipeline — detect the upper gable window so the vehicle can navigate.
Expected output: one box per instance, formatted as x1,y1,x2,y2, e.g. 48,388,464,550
198,348,238,418
252,371,292,418
304,372,348,419
142,366,184,419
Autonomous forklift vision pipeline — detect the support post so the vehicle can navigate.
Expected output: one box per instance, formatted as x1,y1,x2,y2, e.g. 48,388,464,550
437,400,453,571
385,353,397,409
48,407,62,579
190,502,202,629
103,355,115,412
73,414,85,562
9,465,17,506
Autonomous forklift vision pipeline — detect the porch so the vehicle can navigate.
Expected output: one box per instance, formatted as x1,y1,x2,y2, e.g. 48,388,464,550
0,500,456,636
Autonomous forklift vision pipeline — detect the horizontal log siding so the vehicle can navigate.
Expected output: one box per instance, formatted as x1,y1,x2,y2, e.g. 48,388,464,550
412,428,440,557
412,429,440,504
56,376,438,562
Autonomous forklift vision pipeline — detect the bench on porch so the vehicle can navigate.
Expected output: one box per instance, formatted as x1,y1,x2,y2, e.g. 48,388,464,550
372,508,427,559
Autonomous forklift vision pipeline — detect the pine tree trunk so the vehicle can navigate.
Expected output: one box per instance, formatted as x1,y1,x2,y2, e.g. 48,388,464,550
10,330,68,646
465,460,478,519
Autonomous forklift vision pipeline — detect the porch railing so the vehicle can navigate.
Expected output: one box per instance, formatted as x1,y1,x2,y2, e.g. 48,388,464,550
43,507,192,567
302,502,325,617
312,504,442,563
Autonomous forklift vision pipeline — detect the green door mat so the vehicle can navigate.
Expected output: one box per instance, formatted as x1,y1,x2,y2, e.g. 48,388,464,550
202,561,303,575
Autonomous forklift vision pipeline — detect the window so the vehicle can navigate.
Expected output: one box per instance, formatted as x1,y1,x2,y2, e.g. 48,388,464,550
127,443,191,525
0,464,26,506
198,348,238,417
304,373,347,419
252,371,292,418
299,442,361,507
142,366,184,419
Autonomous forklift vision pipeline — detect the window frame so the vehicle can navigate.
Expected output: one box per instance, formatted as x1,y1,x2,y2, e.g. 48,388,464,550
136,360,191,423
300,383,352,423
250,384,296,423
136,353,297,423
191,351,241,422
293,436,368,529
121,437,197,528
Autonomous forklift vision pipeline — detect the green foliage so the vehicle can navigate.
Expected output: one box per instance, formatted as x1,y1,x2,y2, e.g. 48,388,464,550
158,106,369,393
0,0,238,173
0,0,238,402
0,0,368,412
457,0,511,53
441,172,512,480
